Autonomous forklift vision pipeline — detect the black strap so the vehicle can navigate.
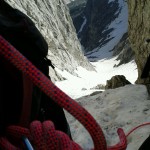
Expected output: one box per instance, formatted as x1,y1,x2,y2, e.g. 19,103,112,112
141,54,150,78
139,135,150,150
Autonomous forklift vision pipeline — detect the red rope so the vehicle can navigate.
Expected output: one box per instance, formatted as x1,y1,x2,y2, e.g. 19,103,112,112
0,35,106,149
0,121,83,149
126,122,150,137
1,35,149,150
1,122,150,150
108,128,127,150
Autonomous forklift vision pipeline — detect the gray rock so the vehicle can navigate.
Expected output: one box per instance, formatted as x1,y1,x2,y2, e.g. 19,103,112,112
89,91,102,96
5,0,94,81
81,88,87,91
112,32,135,67
90,84,105,90
127,0,150,85
105,75,131,89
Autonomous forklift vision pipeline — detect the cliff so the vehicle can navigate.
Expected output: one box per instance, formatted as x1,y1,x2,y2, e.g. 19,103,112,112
113,32,134,66
4,0,93,81
71,0,122,52
127,0,150,86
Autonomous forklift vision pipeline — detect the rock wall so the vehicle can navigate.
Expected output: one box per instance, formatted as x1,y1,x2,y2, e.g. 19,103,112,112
113,33,134,67
127,0,150,85
4,0,93,81
67,0,87,22
72,0,121,52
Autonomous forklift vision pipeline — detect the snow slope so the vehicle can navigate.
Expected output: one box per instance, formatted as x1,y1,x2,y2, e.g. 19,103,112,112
55,0,133,99
56,57,137,99
55,0,150,149
65,85,150,150
55,65,150,149
86,0,128,61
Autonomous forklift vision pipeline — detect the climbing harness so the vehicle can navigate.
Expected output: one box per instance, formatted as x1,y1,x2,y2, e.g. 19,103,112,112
0,35,149,149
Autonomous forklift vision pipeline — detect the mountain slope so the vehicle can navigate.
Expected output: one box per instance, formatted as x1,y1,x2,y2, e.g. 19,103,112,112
5,0,93,81
56,0,137,98
65,84,150,150
70,0,128,54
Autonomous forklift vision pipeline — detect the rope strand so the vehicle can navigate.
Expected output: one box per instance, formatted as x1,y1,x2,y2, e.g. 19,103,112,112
0,35,107,149
126,122,150,137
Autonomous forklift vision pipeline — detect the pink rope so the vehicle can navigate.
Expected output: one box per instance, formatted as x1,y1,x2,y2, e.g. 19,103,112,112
126,122,150,137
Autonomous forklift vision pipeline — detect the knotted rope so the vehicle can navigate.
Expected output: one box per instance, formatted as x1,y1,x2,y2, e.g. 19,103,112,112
0,121,82,150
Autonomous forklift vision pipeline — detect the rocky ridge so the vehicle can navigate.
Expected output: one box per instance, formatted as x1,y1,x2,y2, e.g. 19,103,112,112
5,0,94,81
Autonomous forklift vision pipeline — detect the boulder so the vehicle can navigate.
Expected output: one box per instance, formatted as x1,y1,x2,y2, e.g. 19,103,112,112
105,75,131,89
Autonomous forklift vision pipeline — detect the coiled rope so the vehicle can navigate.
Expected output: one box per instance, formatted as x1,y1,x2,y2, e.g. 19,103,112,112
0,35,149,150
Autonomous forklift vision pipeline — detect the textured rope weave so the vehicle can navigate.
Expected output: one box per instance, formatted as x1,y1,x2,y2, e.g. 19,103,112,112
1,121,83,150
0,35,128,150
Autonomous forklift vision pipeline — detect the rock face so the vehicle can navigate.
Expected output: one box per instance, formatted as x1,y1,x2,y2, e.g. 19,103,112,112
127,0,150,85
66,0,87,36
113,33,135,67
63,0,74,4
67,0,87,16
5,0,93,81
105,75,131,89
70,0,121,52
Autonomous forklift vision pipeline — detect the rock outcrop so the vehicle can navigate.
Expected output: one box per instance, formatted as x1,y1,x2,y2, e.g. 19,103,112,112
105,75,131,89
5,0,94,81
113,33,134,67
67,0,87,17
66,0,87,37
127,0,150,85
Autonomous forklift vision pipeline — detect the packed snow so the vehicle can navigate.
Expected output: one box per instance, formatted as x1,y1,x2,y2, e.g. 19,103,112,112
64,85,150,150
56,58,137,99
55,0,150,149
55,59,150,149
55,47,150,149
